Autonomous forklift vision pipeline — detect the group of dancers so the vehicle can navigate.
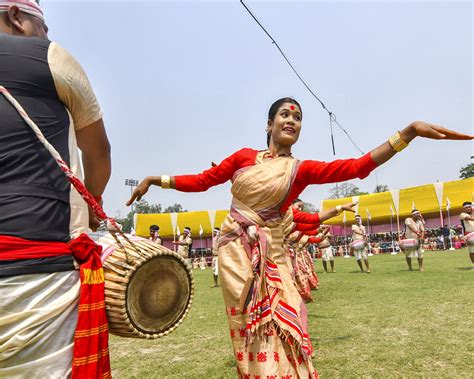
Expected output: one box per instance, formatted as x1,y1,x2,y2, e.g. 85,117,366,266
1,1,472,377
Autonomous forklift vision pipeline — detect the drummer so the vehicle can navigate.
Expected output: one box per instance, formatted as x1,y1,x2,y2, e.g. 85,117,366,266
148,224,162,245
351,215,370,273
319,228,335,273
174,226,193,259
459,201,474,263
403,209,425,271
0,2,112,377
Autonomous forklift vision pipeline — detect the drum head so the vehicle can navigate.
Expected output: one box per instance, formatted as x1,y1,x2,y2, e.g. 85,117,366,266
126,255,192,334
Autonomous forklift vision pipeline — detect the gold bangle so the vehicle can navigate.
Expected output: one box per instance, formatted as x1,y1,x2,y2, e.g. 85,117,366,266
336,205,342,214
161,175,171,189
388,131,408,152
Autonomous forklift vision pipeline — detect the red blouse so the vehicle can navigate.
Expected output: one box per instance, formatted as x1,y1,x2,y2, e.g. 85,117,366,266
294,223,319,232
174,148,377,214
292,208,320,226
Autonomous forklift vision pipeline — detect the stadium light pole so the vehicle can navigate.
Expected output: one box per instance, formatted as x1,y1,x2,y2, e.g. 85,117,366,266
125,179,139,212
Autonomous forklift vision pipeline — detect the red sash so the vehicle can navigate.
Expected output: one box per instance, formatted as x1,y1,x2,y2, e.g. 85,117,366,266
0,233,111,379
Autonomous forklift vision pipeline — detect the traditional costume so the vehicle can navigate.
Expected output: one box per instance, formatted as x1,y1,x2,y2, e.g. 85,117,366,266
403,217,424,258
172,148,377,377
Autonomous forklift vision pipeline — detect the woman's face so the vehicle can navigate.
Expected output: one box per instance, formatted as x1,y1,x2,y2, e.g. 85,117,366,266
268,103,302,147
292,201,304,211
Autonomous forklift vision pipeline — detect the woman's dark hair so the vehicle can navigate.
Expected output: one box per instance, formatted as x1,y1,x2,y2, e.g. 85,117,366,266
266,97,302,147
292,198,303,204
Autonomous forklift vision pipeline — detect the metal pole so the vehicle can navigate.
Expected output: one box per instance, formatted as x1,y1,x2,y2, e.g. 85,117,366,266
447,207,454,250
390,213,396,254
366,217,371,254
396,213,401,252
343,221,348,257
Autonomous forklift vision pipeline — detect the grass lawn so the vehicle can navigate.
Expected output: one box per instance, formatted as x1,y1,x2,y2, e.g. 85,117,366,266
109,249,473,378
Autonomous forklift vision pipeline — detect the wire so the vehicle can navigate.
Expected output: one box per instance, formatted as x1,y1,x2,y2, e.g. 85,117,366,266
240,0,365,155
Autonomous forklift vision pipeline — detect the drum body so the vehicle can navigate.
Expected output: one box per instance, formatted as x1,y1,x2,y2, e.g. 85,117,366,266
98,234,194,339
400,238,419,251
465,232,474,246
350,240,366,251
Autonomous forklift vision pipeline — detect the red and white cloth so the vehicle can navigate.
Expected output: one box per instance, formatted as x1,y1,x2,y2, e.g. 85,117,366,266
0,0,44,22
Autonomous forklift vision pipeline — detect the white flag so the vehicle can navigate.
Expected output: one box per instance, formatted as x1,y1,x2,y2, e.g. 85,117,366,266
176,226,181,236
366,208,371,220
446,197,450,211
199,224,203,236
412,201,416,211
389,205,395,217
342,211,347,224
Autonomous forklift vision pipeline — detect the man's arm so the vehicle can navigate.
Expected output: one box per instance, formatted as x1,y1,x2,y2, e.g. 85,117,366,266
76,118,111,198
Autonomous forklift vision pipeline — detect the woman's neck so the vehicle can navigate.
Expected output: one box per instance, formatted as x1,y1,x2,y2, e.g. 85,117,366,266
268,142,292,157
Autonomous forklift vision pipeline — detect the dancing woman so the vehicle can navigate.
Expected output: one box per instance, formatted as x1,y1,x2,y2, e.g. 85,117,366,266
127,97,471,378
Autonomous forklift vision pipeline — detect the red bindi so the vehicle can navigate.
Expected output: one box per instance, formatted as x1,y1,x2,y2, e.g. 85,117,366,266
290,105,295,110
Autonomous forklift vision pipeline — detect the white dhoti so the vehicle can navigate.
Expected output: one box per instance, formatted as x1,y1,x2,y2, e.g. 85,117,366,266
405,247,423,259
354,248,368,261
0,270,80,378
321,247,334,262
212,256,219,276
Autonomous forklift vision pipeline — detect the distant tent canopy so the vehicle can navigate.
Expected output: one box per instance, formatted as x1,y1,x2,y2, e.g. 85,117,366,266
134,178,472,238
321,178,472,225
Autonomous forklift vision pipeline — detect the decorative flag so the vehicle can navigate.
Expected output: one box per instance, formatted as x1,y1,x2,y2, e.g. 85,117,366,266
389,205,395,217
176,226,181,237
390,189,400,214
446,197,450,211
208,210,217,229
433,182,444,209
412,201,416,211
342,211,347,224
366,208,371,220
170,213,178,235
199,224,203,236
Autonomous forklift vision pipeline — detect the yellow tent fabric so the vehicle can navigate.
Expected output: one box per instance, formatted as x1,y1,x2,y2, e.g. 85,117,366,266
135,210,229,239
135,178,473,237
322,178,473,225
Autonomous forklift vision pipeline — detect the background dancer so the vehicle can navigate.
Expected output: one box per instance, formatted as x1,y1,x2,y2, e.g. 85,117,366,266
148,224,162,245
402,209,425,271
459,202,474,263
173,226,192,259
351,215,370,273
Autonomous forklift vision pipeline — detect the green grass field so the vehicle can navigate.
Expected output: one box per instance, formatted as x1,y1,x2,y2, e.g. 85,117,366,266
109,249,473,378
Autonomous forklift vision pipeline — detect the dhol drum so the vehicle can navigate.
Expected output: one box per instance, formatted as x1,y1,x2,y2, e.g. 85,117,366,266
350,240,366,251
465,232,474,253
465,232,474,245
98,234,194,339
399,238,419,251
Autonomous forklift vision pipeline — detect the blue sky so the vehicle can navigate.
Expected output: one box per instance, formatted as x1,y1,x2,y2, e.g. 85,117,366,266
42,1,472,218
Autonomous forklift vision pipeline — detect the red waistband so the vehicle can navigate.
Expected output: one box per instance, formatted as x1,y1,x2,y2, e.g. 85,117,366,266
0,233,101,263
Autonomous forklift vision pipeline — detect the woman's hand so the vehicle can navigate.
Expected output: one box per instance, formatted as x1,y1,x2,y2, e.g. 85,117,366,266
126,177,151,205
342,200,358,213
401,122,473,143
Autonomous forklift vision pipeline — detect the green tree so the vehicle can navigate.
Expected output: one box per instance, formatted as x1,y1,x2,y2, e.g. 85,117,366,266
374,184,389,193
117,200,186,233
303,202,316,213
328,183,368,199
459,160,474,179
